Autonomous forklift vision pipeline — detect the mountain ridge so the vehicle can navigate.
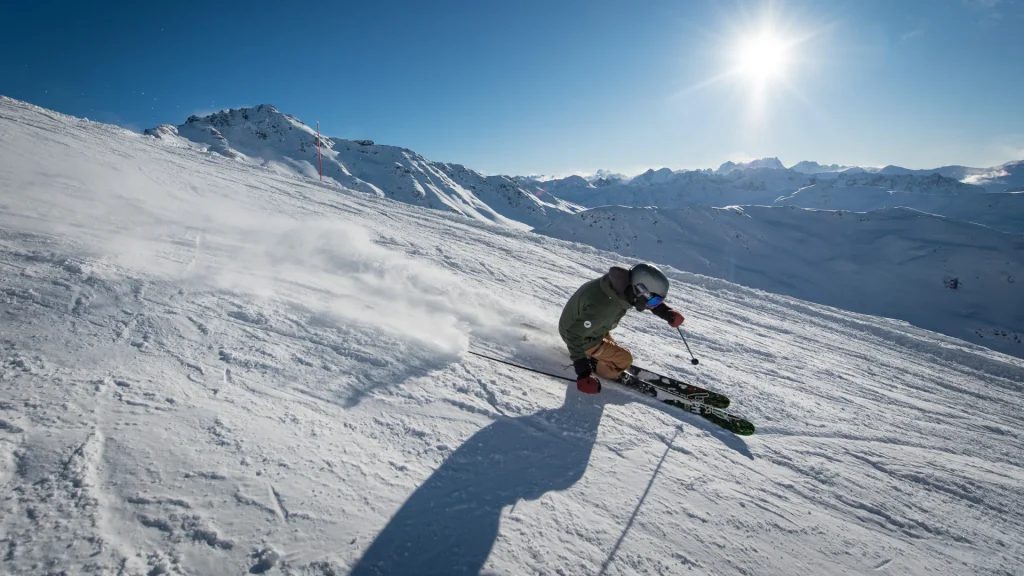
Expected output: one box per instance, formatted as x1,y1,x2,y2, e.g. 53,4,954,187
146,104,583,229
144,103,1024,235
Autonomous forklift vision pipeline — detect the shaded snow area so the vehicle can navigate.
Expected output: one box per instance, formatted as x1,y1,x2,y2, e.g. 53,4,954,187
1,96,1023,576
541,205,1024,358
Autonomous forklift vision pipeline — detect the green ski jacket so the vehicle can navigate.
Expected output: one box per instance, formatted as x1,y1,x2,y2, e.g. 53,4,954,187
558,267,633,361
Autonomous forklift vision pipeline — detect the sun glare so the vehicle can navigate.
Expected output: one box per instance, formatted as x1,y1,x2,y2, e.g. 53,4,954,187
672,8,823,116
737,32,789,82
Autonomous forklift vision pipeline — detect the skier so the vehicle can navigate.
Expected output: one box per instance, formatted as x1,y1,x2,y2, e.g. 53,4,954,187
559,263,685,394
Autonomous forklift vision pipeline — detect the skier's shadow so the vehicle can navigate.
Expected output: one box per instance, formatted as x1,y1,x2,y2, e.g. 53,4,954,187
349,385,623,576
349,383,751,576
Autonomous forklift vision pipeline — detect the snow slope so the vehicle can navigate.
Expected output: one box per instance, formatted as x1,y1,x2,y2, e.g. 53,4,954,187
145,105,581,229
877,160,1024,193
2,96,1024,575
541,205,1024,358
776,174,1024,233
964,160,1024,193
539,167,1024,234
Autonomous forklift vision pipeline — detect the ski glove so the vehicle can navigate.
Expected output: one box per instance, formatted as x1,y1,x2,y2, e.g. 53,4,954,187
573,357,593,379
665,309,684,328
577,376,602,394
573,358,601,393
651,303,685,328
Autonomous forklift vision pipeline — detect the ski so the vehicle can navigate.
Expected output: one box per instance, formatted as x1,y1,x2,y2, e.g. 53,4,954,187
626,365,731,409
615,372,755,436
466,350,755,436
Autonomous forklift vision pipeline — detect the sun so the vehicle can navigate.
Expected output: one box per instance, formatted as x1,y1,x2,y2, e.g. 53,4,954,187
670,8,823,111
736,32,789,83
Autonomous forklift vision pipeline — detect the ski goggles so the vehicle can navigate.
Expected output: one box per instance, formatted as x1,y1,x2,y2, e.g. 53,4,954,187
635,283,664,308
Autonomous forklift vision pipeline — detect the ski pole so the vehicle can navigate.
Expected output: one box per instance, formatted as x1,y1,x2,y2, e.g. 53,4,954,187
677,327,699,365
467,350,576,383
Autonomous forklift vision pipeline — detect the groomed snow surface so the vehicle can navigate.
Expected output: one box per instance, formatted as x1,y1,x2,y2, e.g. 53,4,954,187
1,97,1023,575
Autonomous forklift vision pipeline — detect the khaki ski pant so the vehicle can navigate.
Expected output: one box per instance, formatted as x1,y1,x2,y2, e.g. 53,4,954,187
585,333,633,379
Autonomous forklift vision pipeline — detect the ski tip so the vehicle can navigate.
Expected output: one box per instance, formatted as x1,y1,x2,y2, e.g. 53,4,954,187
661,399,754,436
730,421,756,436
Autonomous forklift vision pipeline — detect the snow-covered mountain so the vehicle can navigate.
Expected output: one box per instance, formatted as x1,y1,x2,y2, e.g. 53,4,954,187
960,159,1024,193
517,169,631,188
776,173,1024,232
527,174,595,196
146,105,1023,237
537,164,1024,233
789,160,849,173
542,166,828,209
865,160,1023,193
145,105,582,229
541,204,1024,357
817,160,1024,191
586,168,630,183
3,96,1024,576
715,157,786,175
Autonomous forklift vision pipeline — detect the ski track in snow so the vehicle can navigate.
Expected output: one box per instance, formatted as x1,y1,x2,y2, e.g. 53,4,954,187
1,96,1023,575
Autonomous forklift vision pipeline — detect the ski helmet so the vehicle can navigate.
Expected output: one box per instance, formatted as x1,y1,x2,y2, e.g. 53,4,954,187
629,263,669,309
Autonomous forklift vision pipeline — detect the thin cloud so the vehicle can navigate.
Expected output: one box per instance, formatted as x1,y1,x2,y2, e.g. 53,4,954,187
899,15,928,42
962,0,1022,26
900,27,925,42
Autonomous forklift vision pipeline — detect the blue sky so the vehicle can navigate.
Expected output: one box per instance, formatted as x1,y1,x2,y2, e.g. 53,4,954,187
2,0,1022,176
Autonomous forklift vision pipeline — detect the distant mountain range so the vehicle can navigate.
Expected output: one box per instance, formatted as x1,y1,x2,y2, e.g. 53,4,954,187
541,156,1023,193
145,106,1024,234
524,159,1024,233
